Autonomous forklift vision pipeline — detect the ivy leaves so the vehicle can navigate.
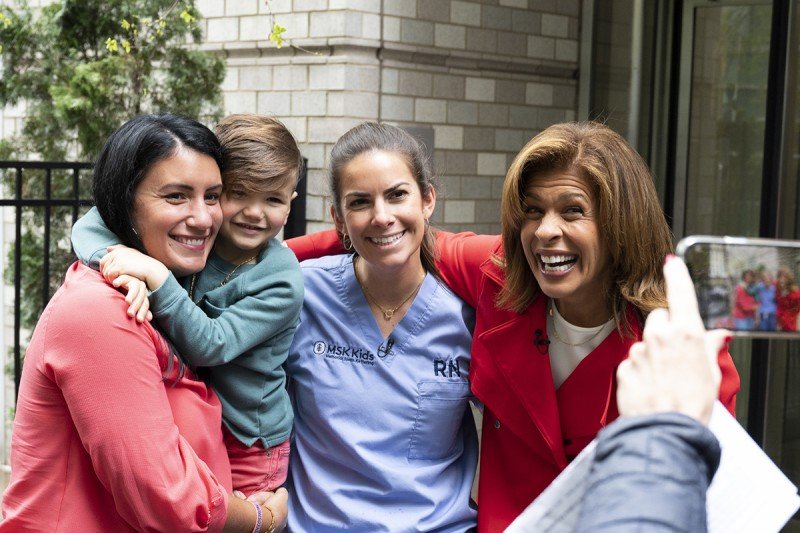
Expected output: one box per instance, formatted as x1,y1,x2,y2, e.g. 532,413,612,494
269,22,286,49
0,0,224,160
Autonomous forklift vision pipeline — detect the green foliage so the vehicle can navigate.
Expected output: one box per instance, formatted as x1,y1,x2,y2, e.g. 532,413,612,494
269,23,286,48
0,0,226,160
0,1,226,362
0,139,14,159
262,0,316,55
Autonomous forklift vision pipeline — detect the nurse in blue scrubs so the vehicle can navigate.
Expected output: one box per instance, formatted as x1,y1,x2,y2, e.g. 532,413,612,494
286,122,478,532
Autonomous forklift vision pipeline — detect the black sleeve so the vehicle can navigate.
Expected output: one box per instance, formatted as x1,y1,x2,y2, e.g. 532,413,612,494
575,412,721,533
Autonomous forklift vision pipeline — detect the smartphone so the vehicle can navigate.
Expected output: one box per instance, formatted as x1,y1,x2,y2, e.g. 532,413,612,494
676,235,800,338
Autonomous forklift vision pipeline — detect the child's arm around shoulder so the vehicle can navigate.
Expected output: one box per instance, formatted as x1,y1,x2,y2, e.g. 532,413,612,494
71,207,122,269
100,245,170,291
98,246,171,323
73,209,164,323
151,241,304,368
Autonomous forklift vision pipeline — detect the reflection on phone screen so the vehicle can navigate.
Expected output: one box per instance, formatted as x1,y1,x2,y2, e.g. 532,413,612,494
679,238,800,336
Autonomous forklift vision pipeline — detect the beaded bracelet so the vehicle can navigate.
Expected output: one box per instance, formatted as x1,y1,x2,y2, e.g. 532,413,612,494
250,501,262,533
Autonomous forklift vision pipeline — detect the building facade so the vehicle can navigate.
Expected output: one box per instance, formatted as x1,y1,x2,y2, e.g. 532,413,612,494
194,0,581,234
588,3,800,530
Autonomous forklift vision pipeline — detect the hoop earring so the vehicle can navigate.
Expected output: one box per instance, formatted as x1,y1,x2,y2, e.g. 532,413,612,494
342,233,354,251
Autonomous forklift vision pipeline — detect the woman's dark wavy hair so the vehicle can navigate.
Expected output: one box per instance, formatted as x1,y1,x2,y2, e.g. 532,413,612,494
329,122,439,276
91,113,223,381
92,113,224,252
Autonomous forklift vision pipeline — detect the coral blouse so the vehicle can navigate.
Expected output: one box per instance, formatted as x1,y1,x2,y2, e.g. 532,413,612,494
1,263,233,532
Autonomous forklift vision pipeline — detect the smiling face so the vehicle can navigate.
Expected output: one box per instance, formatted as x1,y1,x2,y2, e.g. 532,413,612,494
214,180,297,263
332,150,435,276
520,167,611,325
132,147,223,277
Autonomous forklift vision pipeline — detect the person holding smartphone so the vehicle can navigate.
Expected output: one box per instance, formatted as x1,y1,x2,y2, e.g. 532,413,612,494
576,255,726,531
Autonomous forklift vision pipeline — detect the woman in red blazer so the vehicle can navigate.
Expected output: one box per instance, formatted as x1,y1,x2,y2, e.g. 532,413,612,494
288,121,740,532
776,267,800,331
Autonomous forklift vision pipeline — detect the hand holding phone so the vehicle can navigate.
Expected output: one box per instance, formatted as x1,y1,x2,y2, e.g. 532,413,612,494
617,255,724,423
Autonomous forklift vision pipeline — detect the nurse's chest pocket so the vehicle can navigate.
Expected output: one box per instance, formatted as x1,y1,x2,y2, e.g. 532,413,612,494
408,380,471,461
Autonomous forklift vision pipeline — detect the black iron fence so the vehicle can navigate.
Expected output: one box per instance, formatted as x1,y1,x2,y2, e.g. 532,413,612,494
0,160,307,400
0,161,94,399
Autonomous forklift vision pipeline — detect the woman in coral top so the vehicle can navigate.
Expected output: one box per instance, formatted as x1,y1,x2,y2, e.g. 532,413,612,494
776,267,800,331
1,114,286,532
288,121,740,532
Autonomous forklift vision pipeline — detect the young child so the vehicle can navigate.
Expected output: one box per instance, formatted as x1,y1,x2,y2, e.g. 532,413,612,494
71,114,304,495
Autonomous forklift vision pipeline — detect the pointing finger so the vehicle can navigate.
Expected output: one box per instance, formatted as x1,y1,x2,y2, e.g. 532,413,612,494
663,255,704,330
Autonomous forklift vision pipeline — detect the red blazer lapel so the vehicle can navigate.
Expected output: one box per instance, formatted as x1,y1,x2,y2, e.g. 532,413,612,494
472,293,568,469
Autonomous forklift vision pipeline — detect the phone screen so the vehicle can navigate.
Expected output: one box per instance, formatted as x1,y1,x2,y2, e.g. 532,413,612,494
676,236,800,338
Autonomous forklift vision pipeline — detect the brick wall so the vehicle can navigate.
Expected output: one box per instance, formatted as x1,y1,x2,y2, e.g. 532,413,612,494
1,0,582,230
197,0,582,233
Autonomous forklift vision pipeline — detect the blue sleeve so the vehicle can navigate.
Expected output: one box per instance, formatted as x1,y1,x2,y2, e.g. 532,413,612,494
575,413,720,533
149,246,304,367
71,207,122,269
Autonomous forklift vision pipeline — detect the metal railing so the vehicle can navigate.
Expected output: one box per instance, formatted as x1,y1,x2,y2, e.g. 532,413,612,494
0,161,94,399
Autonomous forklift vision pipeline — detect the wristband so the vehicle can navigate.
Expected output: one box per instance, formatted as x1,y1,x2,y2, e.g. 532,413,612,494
250,501,262,533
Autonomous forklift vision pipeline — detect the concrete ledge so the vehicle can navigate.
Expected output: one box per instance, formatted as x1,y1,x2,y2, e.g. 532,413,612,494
196,38,577,80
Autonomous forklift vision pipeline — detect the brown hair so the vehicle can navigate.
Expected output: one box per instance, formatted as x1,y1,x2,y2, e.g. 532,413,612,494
328,122,438,276
215,114,302,194
777,267,798,294
496,121,673,336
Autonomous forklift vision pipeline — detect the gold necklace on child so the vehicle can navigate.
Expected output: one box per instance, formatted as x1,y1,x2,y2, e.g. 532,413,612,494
189,253,259,300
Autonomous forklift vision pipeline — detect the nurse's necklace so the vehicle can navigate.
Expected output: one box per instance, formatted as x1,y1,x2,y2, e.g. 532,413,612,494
188,253,259,300
354,256,424,321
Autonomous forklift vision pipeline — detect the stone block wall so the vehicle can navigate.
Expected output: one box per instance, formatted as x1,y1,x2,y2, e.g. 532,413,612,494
1,0,583,232
196,0,582,234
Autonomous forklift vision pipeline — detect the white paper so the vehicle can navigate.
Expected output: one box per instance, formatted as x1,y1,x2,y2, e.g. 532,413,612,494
506,402,800,532
705,402,800,531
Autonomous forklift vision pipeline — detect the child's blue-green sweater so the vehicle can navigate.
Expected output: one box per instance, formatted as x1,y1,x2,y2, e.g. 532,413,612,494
72,207,302,448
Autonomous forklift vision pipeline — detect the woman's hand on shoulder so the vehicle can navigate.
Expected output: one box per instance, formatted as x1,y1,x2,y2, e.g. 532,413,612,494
100,245,170,291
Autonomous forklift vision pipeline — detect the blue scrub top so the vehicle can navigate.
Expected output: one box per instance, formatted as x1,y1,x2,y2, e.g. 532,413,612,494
286,254,478,532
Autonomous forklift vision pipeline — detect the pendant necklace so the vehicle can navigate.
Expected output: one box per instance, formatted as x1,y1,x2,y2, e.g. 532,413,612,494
548,302,609,347
189,253,259,300
354,256,424,321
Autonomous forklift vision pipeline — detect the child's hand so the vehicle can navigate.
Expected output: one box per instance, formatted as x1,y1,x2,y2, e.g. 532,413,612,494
100,245,169,291
112,274,153,323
